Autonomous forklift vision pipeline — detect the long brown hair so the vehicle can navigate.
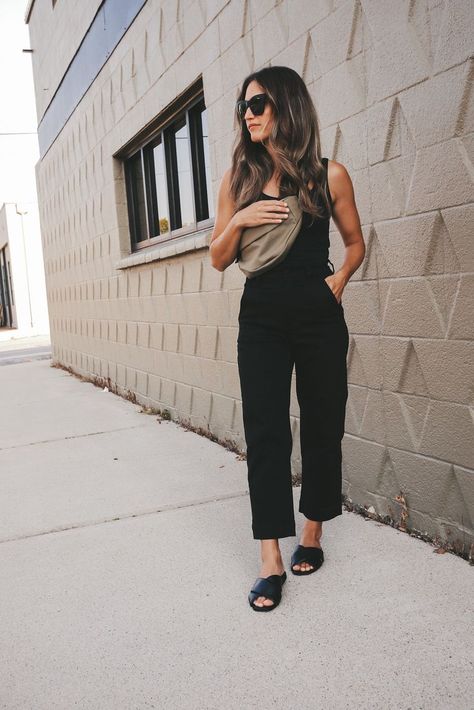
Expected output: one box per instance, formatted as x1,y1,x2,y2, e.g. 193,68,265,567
230,66,331,225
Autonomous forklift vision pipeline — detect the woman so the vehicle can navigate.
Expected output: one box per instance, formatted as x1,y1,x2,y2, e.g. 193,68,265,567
209,66,365,611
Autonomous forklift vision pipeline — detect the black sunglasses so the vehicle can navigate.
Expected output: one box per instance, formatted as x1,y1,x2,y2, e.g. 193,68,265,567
236,93,269,119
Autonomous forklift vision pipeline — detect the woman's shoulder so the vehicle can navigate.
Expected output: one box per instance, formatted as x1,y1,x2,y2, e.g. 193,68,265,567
325,159,351,204
326,159,350,183
221,166,233,186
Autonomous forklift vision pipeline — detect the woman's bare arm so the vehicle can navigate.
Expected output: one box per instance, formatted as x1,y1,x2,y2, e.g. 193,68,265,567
325,160,366,303
209,169,242,272
209,168,290,272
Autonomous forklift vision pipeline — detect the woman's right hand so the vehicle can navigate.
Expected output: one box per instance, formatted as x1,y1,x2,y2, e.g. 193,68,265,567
235,199,290,229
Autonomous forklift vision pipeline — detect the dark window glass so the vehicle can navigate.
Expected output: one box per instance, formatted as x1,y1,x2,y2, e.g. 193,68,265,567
201,107,214,220
125,151,148,244
0,248,13,327
7,260,14,306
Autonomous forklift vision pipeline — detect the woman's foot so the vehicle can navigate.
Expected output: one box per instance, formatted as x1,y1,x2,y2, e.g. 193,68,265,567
253,539,285,608
292,520,322,573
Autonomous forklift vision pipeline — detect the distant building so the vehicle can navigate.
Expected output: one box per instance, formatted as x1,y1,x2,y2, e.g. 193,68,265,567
0,0,49,340
0,202,49,337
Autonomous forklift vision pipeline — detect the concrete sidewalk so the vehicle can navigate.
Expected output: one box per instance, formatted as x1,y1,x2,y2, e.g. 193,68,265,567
0,331,50,346
0,358,472,710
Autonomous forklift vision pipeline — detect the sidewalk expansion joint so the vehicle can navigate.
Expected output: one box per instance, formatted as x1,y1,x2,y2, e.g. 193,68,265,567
0,490,250,544
0,423,157,452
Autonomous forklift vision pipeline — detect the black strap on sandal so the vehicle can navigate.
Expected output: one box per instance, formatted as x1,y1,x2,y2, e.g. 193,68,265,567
248,572,287,611
290,545,324,575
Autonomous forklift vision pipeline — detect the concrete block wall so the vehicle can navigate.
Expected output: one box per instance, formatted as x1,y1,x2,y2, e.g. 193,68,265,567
28,0,474,554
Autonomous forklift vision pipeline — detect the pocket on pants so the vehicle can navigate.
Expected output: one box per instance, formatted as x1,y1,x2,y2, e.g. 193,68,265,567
322,277,341,306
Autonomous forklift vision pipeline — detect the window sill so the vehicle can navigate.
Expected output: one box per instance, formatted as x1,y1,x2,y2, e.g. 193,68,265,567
115,227,213,270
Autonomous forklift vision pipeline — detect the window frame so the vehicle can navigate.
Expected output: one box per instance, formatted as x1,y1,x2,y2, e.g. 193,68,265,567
123,90,214,253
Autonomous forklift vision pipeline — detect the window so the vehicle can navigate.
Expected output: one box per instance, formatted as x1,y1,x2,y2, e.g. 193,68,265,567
124,93,214,251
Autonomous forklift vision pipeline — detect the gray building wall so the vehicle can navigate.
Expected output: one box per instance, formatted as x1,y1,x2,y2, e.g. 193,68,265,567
26,0,474,555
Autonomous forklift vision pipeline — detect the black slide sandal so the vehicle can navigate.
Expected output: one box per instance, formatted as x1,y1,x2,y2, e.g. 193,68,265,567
290,545,324,575
248,571,287,611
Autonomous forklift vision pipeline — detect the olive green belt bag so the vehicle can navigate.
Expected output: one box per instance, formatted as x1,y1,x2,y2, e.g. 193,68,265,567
235,195,303,278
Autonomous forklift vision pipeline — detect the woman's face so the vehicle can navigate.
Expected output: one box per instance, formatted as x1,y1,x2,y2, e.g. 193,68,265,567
243,80,274,144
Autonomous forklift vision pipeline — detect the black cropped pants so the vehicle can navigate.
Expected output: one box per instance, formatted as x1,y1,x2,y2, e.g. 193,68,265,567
237,261,349,540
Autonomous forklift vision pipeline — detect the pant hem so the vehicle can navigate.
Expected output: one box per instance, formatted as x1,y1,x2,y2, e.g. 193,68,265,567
298,507,342,522
252,528,296,540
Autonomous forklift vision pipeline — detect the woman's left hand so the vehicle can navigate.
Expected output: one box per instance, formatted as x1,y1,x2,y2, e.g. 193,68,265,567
324,270,348,304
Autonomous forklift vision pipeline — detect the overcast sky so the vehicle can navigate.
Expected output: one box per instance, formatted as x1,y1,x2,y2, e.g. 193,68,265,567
0,0,39,205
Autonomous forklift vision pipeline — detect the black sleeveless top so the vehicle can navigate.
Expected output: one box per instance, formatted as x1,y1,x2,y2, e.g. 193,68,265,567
255,157,333,272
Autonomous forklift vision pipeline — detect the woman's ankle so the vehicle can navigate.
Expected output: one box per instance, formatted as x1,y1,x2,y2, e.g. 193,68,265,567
300,520,323,545
259,539,282,561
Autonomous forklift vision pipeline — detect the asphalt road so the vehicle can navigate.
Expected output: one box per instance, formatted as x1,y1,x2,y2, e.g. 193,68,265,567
0,345,51,366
